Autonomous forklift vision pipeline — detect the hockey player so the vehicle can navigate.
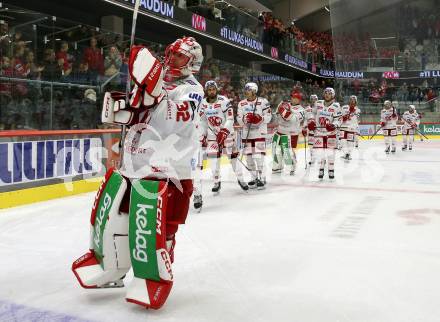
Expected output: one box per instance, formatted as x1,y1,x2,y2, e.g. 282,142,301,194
199,80,248,193
340,95,361,161
306,87,342,179
304,94,318,165
272,91,305,175
72,37,204,309
193,132,206,211
401,105,420,151
237,82,271,189
380,100,398,154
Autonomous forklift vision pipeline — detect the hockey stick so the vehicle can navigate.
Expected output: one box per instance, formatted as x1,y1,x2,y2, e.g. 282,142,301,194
399,117,428,140
368,125,383,140
303,131,307,170
239,97,259,164
119,0,141,164
207,124,253,173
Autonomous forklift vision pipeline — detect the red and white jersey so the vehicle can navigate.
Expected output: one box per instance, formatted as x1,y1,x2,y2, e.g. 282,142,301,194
402,111,420,130
237,97,271,139
380,108,398,129
121,74,204,180
313,100,342,136
341,105,361,132
305,103,318,122
275,102,305,135
199,95,234,140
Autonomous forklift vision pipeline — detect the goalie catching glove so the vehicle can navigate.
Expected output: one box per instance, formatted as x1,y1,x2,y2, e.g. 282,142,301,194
101,46,165,126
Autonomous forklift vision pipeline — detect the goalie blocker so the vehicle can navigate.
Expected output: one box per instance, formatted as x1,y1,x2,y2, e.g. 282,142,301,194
72,168,192,309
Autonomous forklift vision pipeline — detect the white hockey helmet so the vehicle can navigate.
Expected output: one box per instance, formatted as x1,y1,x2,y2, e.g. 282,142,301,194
409,104,416,112
164,36,203,80
244,82,258,94
384,100,392,108
349,95,357,104
204,80,218,90
323,87,335,99
310,94,318,102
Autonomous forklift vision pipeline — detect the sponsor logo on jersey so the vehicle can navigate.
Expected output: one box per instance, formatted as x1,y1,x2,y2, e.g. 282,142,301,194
188,92,202,103
0,138,100,186
214,103,221,108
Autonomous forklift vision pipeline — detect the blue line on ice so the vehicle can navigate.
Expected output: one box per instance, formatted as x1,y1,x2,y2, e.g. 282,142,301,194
0,300,93,322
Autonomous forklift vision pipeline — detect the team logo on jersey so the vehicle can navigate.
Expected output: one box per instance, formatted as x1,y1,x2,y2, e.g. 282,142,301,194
208,116,222,127
328,108,334,112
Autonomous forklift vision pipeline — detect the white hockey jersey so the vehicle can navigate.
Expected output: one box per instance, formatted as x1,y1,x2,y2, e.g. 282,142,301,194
237,97,272,140
380,108,398,129
121,74,204,180
199,95,234,140
340,105,361,132
313,100,342,136
402,111,420,130
275,102,305,135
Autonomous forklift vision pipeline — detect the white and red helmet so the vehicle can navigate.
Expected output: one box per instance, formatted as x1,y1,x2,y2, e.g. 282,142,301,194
164,36,203,81
244,82,258,93
323,87,335,99
310,94,318,103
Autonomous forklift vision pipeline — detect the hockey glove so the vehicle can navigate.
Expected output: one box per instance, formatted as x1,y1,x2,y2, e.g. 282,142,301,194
380,122,386,127
216,128,230,146
325,123,336,132
278,103,292,121
307,120,316,131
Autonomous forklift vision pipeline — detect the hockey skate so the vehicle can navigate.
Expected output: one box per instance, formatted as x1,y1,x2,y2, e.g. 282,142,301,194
341,153,351,161
212,182,221,195
385,146,390,154
329,169,335,179
272,169,282,174
237,179,249,191
193,194,203,212
409,145,413,151
391,146,396,153
318,168,324,179
402,145,407,151
290,170,295,176
248,180,257,189
256,178,265,190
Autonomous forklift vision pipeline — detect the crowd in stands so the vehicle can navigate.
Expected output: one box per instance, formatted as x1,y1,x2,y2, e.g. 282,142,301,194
2,1,440,131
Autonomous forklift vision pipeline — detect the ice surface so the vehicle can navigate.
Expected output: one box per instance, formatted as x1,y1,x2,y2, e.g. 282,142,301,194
1,140,440,322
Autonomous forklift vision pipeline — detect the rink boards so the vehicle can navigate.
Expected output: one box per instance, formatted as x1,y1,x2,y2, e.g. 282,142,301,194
0,125,439,209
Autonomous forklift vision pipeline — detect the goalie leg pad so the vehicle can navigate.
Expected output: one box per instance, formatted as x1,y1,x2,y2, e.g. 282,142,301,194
72,168,131,288
126,179,174,310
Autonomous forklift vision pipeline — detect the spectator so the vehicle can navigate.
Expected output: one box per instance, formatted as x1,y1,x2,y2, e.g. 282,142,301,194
56,41,74,77
41,48,62,81
104,46,122,85
83,37,104,78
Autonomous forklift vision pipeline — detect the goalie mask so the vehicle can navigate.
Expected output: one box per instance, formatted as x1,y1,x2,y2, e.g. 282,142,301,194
164,36,203,81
